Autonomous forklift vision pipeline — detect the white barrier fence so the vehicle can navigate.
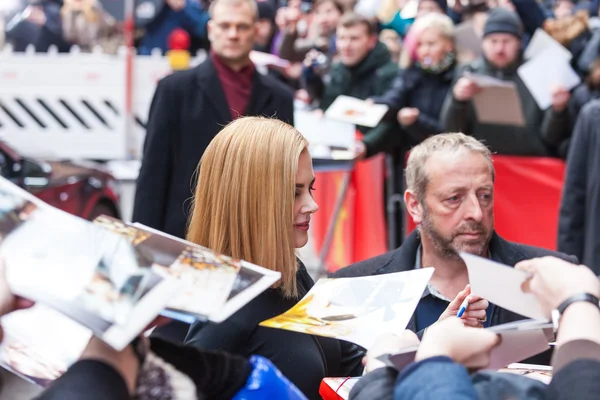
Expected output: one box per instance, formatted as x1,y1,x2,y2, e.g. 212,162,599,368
0,45,206,160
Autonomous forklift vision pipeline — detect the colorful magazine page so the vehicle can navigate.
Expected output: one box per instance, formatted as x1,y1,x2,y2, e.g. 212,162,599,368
0,305,92,387
128,221,282,323
324,95,389,128
94,216,238,322
259,269,434,349
0,177,181,350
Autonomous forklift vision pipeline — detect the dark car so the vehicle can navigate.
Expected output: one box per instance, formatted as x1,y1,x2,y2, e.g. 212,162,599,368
0,141,120,220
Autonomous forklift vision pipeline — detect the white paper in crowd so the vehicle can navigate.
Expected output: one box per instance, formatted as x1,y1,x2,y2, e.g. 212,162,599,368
249,51,290,69
400,0,418,19
525,28,572,62
0,179,182,350
0,305,91,387
460,253,547,320
487,329,550,370
518,48,581,110
294,109,356,160
455,21,482,60
325,95,389,128
0,176,280,351
260,268,434,350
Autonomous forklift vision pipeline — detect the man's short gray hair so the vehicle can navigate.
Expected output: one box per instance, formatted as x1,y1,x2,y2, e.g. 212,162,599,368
209,0,258,20
406,133,495,201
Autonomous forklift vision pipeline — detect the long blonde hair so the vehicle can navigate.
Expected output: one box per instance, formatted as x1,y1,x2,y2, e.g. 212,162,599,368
187,117,309,299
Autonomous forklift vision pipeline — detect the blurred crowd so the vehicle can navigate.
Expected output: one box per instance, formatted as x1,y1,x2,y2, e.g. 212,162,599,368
4,0,600,264
4,0,600,399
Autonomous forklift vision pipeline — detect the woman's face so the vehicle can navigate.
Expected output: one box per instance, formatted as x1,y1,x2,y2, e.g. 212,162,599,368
293,149,318,248
416,27,453,67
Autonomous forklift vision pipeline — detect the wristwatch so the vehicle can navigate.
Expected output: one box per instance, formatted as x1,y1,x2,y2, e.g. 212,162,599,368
551,293,600,332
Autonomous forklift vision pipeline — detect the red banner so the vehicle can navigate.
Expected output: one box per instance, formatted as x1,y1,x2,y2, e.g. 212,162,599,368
311,154,388,273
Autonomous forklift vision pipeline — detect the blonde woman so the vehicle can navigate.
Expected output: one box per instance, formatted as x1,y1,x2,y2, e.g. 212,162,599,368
184,117,364,400
372,12,457,145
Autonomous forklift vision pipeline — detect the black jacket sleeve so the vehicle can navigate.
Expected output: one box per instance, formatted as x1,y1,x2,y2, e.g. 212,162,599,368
184,318,250,355
372,72,410,112
547,359,600,400
557,102,593,260
339,342,366,376
36,360,130,400
132,76,179,230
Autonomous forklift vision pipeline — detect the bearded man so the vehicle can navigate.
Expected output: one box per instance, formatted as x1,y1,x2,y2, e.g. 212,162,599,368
332,132,577,337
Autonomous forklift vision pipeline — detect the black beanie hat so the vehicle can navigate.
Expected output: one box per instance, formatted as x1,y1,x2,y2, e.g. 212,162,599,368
420,0,448,12
257,1,276,21
483,7,524,39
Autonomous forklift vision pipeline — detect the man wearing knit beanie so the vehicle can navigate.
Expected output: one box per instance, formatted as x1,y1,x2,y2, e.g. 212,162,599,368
480,7,523,68
440,6,571,157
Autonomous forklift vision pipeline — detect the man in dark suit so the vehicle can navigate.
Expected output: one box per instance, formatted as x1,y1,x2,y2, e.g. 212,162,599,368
133,0,294,240
332,132,578,338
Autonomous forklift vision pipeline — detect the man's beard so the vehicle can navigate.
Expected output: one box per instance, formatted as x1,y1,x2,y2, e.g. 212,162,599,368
420,206,492,260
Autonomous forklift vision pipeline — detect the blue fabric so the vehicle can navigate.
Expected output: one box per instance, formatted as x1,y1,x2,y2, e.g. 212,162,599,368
415,296,496,331
415,295,450,332
139,0,210,54
394,356,478,400
380,12,414,37
232,355,308,400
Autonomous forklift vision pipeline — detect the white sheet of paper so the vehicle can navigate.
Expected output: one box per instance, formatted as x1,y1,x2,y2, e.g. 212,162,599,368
325,95,389,128
525,28,572,61
488,329,550,369
518,48,581,110
400,0,418,19
460,253,547,320
294,109,356,159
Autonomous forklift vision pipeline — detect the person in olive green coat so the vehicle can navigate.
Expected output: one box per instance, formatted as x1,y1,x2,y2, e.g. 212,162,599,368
317,13,400,159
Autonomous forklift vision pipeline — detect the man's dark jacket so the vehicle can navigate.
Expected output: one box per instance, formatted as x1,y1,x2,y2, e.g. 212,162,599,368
331,230,578,334
558,99,600,275
132,58,294,239
318,42,399,158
